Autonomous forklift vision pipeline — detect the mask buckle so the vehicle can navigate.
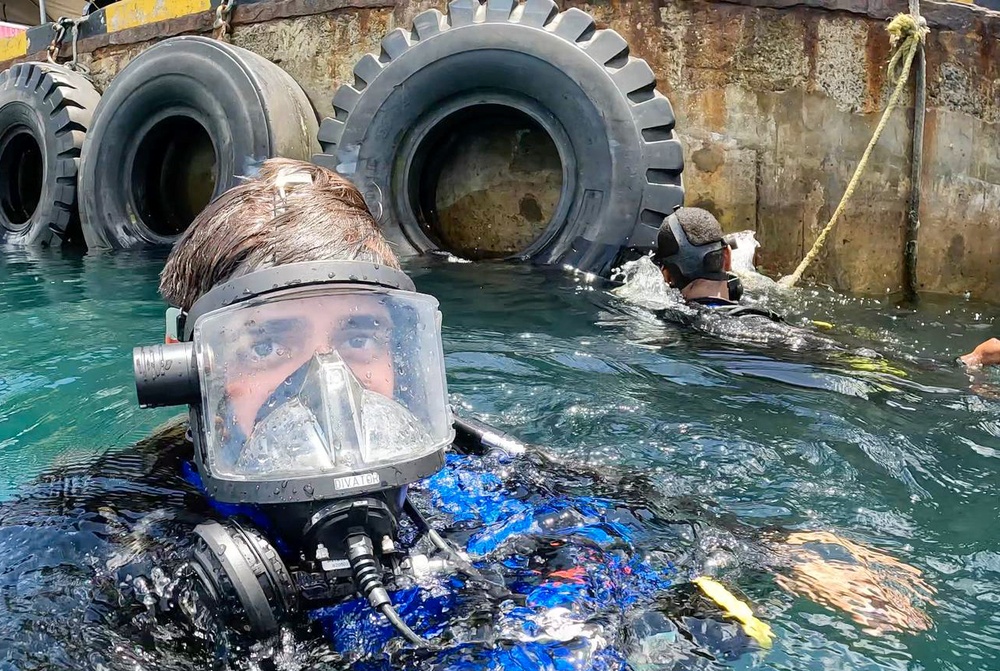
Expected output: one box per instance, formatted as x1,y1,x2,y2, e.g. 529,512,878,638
165,307,185,344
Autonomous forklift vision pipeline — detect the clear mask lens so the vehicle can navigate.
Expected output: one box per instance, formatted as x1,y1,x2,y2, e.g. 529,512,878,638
193,287,452,481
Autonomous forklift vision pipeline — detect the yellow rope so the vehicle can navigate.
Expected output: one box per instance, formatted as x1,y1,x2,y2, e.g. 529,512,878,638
778,14,929,288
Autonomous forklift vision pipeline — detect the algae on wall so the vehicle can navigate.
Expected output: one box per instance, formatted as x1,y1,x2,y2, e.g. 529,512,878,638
574,0,1000,300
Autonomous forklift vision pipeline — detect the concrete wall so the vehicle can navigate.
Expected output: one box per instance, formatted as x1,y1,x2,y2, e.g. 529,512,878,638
5,0,999,300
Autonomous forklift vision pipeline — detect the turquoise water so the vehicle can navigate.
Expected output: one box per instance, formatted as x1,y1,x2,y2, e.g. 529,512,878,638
1,247,999,669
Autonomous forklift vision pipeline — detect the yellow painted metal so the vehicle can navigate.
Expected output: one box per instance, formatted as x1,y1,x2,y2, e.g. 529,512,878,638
0,32,27,63
105,0,212,34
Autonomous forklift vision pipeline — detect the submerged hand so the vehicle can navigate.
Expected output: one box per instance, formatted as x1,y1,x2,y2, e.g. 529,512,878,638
960,337,1000,368
772,531,935,635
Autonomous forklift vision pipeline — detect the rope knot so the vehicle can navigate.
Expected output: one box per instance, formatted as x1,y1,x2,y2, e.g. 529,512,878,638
886,13,928,86
887,13,929,47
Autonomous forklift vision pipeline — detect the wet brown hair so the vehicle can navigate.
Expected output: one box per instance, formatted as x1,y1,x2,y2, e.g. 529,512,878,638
159,158,399,311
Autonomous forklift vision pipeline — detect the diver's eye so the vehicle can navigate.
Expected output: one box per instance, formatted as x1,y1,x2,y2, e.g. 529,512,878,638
252,341,275,358
249,339,288,362
335,329,390,359
346,335,376,350
237,317,308,366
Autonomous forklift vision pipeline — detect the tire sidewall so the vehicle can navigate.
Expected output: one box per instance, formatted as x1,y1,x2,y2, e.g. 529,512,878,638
79,37,274,250
0,98,49,243
334,25,647,264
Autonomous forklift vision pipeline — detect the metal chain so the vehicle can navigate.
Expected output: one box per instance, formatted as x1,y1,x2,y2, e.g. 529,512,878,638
212,0,236,42
45,16,91,75
45,17,71,64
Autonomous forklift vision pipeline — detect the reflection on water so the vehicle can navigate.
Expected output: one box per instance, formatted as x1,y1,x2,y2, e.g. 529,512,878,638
0,248,998,669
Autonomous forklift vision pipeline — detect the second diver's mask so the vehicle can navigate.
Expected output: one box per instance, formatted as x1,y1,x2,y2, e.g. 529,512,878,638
653,212,740,291
133,260,455,641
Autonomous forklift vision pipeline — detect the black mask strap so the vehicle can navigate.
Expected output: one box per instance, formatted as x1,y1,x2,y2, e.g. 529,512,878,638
657,214,729,288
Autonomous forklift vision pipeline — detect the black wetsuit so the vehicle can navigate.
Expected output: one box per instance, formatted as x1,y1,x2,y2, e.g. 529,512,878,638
687,296,785,322
651,293,857,355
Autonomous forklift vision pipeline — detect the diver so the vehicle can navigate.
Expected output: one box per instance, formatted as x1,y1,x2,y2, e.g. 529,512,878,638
651,206,784,323
634,206,890,359
651,209,1000,380
133,158,771,665
0,159,932,669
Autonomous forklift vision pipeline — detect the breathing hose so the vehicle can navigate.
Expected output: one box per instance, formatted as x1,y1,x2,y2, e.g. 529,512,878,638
379,604,428,648
345,533,436,649
403,499,514,602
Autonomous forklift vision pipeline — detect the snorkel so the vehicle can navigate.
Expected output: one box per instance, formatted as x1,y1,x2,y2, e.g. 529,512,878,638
132,260,454,645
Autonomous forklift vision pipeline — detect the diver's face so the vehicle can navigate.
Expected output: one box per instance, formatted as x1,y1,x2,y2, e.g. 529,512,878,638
223,295,394,434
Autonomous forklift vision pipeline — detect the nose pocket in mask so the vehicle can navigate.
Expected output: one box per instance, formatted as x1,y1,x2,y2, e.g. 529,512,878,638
233,351,430,478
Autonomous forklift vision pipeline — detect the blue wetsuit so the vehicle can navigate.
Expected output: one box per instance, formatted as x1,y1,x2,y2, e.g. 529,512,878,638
187,447,756,669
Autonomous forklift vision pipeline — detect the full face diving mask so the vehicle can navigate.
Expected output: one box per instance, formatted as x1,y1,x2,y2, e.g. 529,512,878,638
653,212,740,291
132,260,455,643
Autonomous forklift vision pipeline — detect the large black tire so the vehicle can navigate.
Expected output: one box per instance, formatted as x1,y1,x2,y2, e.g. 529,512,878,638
314,0,685,277
79,36,319,250
0,63,100,247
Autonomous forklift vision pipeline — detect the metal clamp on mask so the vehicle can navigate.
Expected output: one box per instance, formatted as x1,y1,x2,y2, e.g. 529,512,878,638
133,261,455,644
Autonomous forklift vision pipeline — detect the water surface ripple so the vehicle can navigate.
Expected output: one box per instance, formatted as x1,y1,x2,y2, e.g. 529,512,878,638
0,249,997,670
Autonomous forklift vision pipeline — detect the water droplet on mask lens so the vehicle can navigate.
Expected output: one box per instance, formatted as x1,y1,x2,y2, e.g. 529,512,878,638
365,372,372,380
273,488,280,495
303,484,314,497
349,275,358,281
281,481,288,489
217,544,227,555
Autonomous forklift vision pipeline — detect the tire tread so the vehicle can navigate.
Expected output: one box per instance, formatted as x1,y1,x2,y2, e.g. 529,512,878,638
549,7,596,43
485,0,516,23
0,62,99,245
316,0,684,274
519,0,558,28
